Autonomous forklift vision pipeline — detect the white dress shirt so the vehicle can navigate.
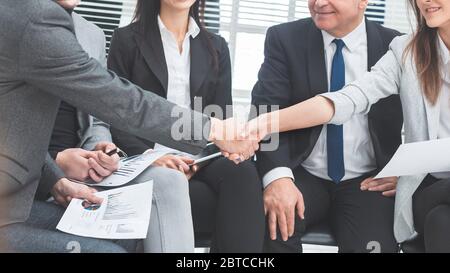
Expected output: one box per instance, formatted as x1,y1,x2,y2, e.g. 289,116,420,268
431,35,450,179
263,20,377,188
153,16,200,155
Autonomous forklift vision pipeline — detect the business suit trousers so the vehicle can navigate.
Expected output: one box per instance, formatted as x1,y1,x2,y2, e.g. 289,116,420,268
189,158,266,253
413,175,450,252
264,165,398,253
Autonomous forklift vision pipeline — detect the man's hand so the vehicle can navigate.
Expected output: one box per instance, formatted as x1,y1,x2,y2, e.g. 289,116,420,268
209,118,259,163
360,176,398,197
153,154,197,179
51,178,103,207
89,142,120,182
55,148,98,182
264,178,305,242
55,143,120,183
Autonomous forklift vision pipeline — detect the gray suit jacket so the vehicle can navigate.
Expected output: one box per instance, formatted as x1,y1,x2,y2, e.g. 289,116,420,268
36,12,114,200
322,34,444,243
72,12,113,150
0,0,209,226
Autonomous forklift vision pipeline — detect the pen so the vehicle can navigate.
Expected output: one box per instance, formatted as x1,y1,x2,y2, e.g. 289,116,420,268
105,148,118,156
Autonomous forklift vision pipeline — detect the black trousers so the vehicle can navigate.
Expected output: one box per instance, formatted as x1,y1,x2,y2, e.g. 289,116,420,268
189,158,265,253
413,175,450,252
264,165,398,253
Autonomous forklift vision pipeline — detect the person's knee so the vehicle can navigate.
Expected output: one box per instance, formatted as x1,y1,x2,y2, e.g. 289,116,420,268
152,167,190,205
221,160,261,189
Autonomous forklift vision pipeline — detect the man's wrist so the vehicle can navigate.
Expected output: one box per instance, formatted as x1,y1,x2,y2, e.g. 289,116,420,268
262,167,295,189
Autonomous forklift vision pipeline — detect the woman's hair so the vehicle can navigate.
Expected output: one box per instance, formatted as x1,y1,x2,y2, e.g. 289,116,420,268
132,0,219,72
404,0,443,105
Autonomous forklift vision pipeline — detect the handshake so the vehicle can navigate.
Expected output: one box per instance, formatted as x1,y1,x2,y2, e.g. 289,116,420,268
208,113,276,163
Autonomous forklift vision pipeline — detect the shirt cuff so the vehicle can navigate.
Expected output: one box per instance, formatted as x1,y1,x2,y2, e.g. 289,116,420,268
319,91,356,125
262,167,295,189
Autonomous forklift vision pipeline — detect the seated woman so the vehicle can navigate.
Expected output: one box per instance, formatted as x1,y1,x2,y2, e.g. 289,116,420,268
108,0,265,252
249,0,450,253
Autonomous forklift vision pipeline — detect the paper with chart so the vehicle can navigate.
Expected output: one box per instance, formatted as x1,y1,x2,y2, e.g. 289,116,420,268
57,181,153,239
84,150,168,187
374,138,450,179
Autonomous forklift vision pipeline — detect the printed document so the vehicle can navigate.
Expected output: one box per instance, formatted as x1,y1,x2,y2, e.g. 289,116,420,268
57,181,153,239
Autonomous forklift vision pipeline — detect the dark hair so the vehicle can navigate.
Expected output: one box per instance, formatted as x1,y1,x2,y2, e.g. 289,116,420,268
404,0,442,105
133,0,219,72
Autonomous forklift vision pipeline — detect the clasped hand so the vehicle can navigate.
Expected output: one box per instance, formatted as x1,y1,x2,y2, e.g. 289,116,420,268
209,114,272,163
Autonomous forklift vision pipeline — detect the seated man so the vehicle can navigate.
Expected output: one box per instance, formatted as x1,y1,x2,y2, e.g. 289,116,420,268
31,1,195,253
251,0,403,252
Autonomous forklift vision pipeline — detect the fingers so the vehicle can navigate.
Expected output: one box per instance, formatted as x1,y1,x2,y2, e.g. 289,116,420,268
79,187,103,205
94,141,116,152
179,156,195,165
268,211,278,241
72,184,103,204
382,189,396,197
360,177,374,190
165,160,178,170
296,193,305,220
191,165,199,173
88,158,112,177
277,211,289,242
172,157,190,173
227,153,242,164
368,182,396,192
361,179,392,190
97,151,120,172
103,142,118,154
88,168,104,183
286,206,295,238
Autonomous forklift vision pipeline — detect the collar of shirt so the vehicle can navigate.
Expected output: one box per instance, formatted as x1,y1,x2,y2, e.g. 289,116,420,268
438,34,450,83
157,15,200,41
321,19,367,53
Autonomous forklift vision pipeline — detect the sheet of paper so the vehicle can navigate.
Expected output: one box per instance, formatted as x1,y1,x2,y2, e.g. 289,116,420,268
57,181,153,239
374,138,450,179
84,150,168,187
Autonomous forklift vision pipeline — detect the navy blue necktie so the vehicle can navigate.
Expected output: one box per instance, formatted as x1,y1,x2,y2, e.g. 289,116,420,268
327,39,346,183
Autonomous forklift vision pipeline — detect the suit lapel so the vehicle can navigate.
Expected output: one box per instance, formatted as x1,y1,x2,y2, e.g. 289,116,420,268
134,21,169,94
190,35,210,101
307,21,328,96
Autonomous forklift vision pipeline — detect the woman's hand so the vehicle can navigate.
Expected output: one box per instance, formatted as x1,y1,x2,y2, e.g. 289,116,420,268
153,154,197,179
360,176,398,197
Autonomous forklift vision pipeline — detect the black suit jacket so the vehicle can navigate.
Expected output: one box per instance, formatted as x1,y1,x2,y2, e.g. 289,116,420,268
251,18,403,179
108,20,232,156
